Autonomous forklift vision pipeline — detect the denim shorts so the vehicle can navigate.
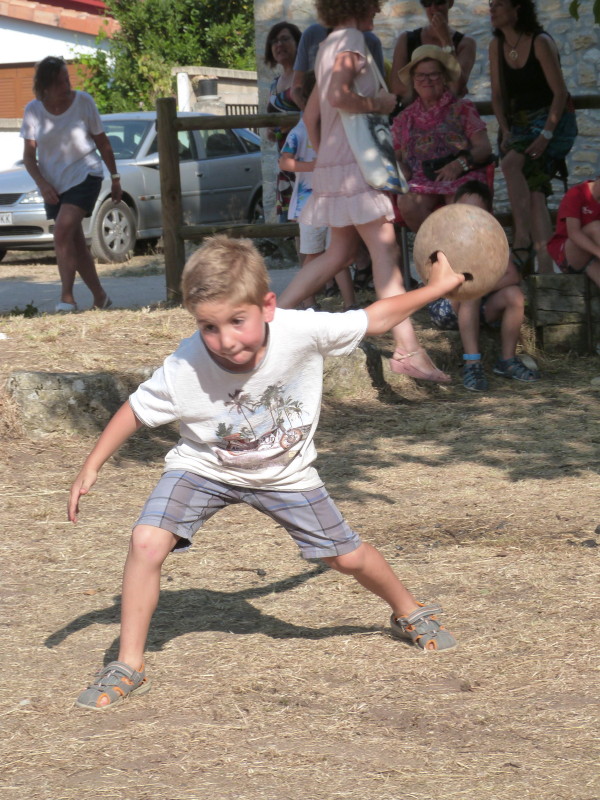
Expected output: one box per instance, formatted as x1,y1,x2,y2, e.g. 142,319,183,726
428,297,497,329
135,470,362,559
428,298,459,330
44,173,102,220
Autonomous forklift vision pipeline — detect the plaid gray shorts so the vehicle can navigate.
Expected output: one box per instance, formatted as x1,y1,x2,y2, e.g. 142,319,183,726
134,470,362,559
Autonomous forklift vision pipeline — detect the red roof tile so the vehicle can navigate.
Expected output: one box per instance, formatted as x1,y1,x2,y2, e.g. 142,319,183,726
0,0,119,36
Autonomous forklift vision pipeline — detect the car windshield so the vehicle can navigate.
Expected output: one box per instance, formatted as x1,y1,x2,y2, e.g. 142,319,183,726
102,119,154,160
235,128,261,153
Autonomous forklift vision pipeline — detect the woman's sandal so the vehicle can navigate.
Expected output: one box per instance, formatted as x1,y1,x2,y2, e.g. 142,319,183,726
511,245,535,276
76,661,151,710
92,296,113,310
390,603,457,652
55,301,78,313
390,349,451,384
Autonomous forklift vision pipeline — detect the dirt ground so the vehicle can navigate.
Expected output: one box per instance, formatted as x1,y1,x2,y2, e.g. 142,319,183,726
1,253,600,800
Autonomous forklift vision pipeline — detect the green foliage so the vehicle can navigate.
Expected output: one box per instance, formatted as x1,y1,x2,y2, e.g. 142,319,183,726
568,0,600,21
74,0,256,113
10,302,39,317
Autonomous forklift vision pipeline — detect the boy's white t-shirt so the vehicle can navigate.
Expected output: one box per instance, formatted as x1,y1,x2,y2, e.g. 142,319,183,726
129,307,368,491
20,91,105,194
281,119,316,222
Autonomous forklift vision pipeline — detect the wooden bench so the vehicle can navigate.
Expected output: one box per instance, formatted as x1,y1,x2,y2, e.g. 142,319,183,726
526,274,600,354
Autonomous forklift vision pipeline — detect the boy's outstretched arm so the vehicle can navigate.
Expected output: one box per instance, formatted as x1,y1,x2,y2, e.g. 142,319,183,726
365,252,465,335
68,401,143,523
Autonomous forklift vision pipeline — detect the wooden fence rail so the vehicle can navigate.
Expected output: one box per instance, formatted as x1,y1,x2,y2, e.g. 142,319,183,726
157,94,600,305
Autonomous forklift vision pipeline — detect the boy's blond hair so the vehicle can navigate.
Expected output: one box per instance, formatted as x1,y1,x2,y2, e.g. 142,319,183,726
181,235,270,311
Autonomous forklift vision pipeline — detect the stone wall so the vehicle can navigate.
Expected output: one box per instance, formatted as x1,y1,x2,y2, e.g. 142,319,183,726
254,0,600,218
7,348,384,434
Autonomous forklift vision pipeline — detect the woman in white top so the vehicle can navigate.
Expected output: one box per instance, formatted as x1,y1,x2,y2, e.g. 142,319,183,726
21,56,121,312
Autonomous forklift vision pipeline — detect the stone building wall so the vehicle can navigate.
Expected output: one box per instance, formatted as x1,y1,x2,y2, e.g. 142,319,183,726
254,0,600,219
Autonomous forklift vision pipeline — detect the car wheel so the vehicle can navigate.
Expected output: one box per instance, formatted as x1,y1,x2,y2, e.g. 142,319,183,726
249,193,264,225
91,199,136,263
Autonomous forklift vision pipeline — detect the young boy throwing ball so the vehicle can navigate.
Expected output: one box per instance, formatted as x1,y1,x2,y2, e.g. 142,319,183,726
69,235,464,710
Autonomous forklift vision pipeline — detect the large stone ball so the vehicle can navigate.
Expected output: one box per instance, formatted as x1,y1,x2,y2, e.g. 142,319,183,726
413,204,509,301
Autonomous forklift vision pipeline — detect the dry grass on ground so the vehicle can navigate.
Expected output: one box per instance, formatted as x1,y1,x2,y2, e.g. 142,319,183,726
1,270,599,800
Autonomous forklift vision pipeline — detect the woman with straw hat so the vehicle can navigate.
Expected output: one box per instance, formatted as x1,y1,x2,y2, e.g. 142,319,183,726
392,45,492,233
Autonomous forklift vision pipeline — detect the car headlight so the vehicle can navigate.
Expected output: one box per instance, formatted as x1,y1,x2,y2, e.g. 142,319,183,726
19,189,44,204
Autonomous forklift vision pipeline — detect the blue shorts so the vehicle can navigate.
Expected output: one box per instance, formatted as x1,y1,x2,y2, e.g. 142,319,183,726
428,297,498,330
135,470,362,559
44,173,102,220
428,298,459,330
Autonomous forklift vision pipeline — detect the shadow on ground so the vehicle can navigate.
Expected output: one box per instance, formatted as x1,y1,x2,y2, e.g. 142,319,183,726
44,564,382,663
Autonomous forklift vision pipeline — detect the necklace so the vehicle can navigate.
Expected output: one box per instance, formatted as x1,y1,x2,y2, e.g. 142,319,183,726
504,32,523,62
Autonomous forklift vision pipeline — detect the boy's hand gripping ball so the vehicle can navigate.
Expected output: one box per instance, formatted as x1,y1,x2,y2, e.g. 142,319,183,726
413,204,509,301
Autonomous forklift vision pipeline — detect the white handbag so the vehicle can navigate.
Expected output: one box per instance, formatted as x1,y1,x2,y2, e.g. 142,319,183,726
340,48,408,194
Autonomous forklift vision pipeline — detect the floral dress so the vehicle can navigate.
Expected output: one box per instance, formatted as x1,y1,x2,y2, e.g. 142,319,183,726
392,89,488,196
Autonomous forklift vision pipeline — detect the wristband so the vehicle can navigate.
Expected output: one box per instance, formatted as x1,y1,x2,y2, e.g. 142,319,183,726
111,173,121,181
541,129,553,140
458,148,473,166
457,157,469,173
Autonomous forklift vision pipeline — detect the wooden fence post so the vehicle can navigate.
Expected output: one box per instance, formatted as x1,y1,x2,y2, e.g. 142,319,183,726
157,97,186,305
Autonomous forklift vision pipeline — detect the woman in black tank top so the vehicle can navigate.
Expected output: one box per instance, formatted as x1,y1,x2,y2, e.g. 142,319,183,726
390,0,475,98
489,0,577,273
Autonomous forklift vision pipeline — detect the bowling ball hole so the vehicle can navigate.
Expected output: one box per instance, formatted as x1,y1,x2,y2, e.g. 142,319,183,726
462,272,474,281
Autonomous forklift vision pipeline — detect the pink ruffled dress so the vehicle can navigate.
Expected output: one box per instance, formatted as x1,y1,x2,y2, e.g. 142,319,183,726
299,27,394,228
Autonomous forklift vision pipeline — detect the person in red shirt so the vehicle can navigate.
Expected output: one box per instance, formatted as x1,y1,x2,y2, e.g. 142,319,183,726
547,178,600,288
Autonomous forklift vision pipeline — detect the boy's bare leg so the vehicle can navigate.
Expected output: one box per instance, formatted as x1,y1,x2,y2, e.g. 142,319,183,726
117,525,178,674
323,542,418,618
484,285,525,360
457,299,480,355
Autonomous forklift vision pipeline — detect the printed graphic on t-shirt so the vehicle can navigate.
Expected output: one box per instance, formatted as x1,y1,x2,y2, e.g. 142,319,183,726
214,383,310,469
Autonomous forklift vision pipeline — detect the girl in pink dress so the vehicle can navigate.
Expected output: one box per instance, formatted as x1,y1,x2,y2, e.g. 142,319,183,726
278,0,450,384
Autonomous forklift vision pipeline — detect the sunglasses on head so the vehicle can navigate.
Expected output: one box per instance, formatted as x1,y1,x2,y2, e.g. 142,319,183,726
421,0,448,6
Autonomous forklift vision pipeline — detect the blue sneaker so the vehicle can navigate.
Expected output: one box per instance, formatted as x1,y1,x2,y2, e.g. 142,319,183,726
463,361,488,392
493,356,540,382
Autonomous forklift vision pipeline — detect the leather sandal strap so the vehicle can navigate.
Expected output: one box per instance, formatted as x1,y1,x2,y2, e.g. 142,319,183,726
392,350,420,362
403,603,443,625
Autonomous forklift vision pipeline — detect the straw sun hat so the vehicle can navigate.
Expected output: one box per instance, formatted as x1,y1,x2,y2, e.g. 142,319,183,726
397,44,461,86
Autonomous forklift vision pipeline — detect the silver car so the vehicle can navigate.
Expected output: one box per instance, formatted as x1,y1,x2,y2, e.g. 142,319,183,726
0,111,263,263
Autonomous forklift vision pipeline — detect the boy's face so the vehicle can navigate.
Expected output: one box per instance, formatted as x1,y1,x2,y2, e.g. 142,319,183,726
193,292,277,372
